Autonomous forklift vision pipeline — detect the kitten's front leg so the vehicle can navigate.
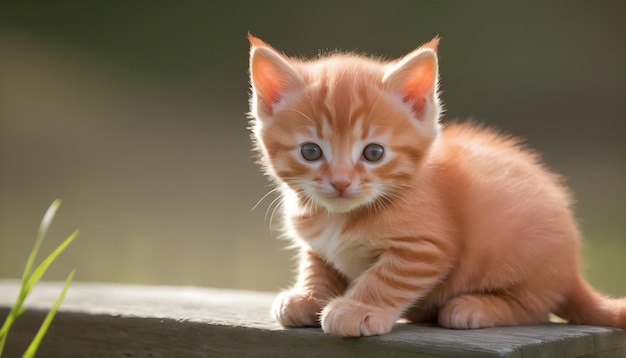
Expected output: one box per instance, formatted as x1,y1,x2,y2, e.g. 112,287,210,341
273,250,347,327
320,237,453,336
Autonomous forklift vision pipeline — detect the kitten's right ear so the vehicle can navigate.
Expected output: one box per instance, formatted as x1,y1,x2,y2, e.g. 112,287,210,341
383,38,440,124
249,35,304,116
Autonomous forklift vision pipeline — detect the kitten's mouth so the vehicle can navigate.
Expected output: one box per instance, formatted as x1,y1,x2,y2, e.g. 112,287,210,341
326,191,353,200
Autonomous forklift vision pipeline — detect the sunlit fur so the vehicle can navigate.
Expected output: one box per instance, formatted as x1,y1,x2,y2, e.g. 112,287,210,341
248,35,626,337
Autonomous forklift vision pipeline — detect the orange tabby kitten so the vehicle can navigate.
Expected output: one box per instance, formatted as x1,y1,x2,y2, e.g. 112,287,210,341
247,34,626,337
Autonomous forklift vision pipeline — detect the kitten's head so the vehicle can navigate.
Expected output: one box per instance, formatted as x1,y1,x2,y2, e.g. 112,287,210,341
248,35,441,214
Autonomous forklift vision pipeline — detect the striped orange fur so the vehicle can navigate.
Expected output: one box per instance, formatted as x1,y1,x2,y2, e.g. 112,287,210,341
248,34,626,337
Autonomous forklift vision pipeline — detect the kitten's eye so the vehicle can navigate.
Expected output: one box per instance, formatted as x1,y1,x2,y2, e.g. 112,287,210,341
300,143,323,161
363,143,384,162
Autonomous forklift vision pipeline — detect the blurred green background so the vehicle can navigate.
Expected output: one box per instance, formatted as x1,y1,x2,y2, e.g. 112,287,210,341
0,1,624,295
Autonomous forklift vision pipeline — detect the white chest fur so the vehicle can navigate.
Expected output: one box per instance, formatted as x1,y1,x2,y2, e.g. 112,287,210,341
298,215,378,282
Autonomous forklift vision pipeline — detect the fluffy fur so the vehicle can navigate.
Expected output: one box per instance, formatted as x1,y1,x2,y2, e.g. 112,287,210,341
247,34,626,337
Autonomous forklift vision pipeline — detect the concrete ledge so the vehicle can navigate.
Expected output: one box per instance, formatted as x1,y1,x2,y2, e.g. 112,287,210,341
0,280,624,357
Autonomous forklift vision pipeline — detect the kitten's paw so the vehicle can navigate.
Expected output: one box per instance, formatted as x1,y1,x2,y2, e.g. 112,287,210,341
438,295,495,329
320,297,394,336
272,290,323,327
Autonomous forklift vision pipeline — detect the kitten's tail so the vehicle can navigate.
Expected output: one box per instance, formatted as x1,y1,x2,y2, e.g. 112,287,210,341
558,274,626,329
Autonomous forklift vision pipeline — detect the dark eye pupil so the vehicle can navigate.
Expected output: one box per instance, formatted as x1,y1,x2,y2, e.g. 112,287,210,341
301,143,322,161
363,144,384,162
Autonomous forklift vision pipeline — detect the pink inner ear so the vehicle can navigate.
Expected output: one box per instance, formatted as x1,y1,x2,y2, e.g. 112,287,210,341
403,95,427,118
401,59,436,119
252,58,285,114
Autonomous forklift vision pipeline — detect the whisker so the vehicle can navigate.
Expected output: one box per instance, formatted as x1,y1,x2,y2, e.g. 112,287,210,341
367,110,398,127
381,190,411,209
365,93,384,123
286,109,316,125
269,197,284,231
251,188,279,211
304,196,314,215
265,195,283,223
296,188,315,215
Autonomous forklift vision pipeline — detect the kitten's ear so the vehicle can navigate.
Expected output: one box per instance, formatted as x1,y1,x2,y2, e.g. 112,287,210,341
383,37,440,123
248,34,304,116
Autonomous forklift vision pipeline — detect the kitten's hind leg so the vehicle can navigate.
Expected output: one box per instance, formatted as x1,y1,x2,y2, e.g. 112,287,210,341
438,291,552,329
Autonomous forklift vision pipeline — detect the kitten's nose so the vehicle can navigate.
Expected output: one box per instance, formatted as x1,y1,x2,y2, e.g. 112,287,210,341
331,178,352,192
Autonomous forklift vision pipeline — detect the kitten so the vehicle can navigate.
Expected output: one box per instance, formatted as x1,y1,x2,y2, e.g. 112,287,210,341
247,34,626,337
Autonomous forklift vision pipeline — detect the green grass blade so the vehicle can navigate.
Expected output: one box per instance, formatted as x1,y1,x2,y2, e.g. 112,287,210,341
22,269,75,358
24,229,79,295
0,315,14,355
0,200,62,355
21,199,62,292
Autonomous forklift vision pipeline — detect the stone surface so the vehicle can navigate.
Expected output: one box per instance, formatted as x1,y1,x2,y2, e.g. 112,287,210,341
0,280,624,357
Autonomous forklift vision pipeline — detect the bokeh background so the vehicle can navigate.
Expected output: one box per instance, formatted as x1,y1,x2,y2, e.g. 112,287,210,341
1,1,624,295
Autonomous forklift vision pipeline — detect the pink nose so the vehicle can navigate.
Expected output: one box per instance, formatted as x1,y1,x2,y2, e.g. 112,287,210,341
331,179,352,192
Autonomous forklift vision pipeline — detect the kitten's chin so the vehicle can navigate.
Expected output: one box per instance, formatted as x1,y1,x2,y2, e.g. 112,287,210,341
316,195,367,214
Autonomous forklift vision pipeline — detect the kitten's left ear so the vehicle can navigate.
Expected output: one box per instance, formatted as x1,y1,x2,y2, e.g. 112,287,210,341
248,34,305,116
383,37,440,123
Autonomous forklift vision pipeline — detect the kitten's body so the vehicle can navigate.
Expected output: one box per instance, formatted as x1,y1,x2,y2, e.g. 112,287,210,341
248,35,626,336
